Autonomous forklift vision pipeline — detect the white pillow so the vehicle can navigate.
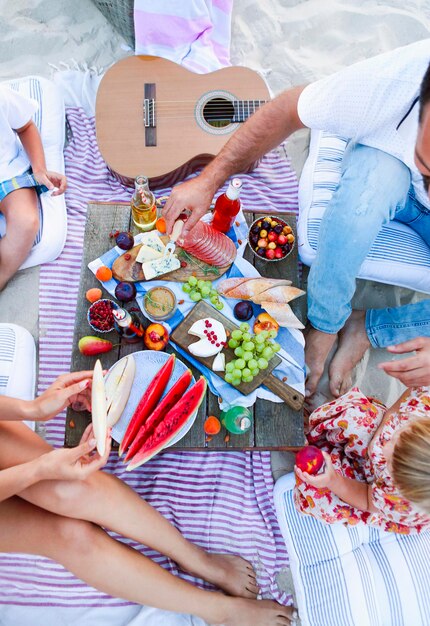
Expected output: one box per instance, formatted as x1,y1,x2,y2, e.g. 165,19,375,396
1,76,67,269
274,473,430,626
298,131,430,294
0,324,36,401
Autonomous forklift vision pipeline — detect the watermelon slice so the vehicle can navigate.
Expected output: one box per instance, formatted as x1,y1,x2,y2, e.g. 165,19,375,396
126,377,207,470
119,353,175,456
125,368,192,461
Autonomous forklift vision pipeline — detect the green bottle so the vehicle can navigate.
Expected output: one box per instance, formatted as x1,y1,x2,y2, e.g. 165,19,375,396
221,406,253,434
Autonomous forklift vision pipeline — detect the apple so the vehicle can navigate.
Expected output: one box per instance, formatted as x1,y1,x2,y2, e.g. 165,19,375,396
295,445,325,475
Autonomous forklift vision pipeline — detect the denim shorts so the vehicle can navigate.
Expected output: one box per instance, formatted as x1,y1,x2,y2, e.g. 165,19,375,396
0,171,48,202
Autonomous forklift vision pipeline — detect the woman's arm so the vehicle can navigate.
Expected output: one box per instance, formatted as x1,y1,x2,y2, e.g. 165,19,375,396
0,430,110,503
0,371,93,422
16,120,67,196
295,452,377,513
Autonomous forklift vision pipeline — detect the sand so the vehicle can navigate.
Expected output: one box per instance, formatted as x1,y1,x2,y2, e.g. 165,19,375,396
1,1,429,620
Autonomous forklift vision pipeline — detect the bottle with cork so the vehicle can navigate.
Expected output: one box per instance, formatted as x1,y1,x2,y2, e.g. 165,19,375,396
112,307,145,343
211,178,243,233
131,175,157,231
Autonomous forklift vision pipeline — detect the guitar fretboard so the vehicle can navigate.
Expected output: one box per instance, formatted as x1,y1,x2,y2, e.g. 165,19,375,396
232,100,267,122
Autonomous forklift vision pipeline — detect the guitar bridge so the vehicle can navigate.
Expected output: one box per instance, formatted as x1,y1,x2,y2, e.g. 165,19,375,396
144,83,156,146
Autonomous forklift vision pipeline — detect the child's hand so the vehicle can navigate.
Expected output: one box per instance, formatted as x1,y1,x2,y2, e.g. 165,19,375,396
34,169,67,196
295,451,337,489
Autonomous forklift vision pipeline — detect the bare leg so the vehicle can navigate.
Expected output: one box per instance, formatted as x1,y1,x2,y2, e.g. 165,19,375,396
0,423,257,599
0,496,295,626
304,326,338,399
328,310,370,397
0,188,39,289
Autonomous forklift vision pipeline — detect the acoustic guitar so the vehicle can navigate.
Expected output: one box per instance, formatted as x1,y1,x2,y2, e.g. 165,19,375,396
96,55,270,187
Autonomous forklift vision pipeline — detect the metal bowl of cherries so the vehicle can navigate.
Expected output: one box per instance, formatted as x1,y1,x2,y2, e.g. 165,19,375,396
248,215,295,262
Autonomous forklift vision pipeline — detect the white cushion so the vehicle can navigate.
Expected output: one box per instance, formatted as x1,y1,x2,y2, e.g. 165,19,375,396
0,323,36,401
274,472,430,626
298,130,430,294
0,76,67,269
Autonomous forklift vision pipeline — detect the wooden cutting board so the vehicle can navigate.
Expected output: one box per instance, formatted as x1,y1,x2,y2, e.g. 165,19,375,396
112,237,232,283
171,300,304,411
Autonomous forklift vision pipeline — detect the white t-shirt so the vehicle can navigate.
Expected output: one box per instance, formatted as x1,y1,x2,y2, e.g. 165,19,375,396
0,86,38,182
297,39,430,209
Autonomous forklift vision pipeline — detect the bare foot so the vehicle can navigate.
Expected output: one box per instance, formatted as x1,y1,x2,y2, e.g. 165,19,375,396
328,310,370,397
194,553,259,599
216,598,298,626
305,326,338,399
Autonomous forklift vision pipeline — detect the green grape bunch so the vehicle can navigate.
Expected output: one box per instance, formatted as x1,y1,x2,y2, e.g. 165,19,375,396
224,322,281,386
182,277,224,310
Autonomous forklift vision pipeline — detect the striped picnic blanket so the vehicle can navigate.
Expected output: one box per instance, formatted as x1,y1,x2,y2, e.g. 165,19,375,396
0,106,297,619
134,0,232,73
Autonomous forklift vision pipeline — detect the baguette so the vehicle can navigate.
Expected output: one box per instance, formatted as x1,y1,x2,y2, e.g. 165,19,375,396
216,277,254,297
218,277,292,300
261,302,305,329
252,285,305,305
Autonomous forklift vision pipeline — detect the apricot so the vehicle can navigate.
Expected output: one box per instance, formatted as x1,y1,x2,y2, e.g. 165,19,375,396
253,312,279,336
86,287,103,303
156,217,167,233
96,266,113,282
143,323,169,351
204,416,221,435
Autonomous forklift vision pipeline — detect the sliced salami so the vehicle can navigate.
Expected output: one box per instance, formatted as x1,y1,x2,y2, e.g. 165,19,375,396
180,221,237,267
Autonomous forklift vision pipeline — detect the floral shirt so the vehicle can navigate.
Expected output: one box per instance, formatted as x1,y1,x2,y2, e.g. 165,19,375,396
294,387,430,533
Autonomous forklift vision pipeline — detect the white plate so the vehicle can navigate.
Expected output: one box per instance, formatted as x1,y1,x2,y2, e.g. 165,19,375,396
110,351,196,449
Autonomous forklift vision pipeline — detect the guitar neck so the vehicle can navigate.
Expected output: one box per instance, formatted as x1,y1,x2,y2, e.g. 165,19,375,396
232,99,267,122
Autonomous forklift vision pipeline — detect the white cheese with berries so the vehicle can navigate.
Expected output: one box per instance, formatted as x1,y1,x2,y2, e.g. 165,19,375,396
142,254,180,280
189,318,225,340
188,318,226,358
136,244,164,263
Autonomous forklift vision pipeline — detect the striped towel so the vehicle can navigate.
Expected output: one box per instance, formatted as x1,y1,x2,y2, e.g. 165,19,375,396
89,212,305,408
0,106,294,616
0,171,48,202
134,0,232,73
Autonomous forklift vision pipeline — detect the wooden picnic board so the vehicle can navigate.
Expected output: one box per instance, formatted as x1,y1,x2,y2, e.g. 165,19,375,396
112,238,232,283
171,300,303,411
65,202,305,451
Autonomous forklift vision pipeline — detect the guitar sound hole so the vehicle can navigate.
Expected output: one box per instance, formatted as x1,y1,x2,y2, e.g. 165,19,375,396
203,98,234,128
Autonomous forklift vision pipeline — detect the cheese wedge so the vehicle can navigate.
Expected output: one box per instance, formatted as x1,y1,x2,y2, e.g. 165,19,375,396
136,244,164,263
212,352,225,372
142,254,180,280
141,232,166,254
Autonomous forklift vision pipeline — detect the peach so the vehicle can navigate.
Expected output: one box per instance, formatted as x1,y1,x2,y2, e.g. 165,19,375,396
295,445,325,475
143,323,169,351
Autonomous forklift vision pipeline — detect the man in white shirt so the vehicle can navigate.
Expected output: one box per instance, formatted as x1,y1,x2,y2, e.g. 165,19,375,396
163,40,430,398
0,86,66,289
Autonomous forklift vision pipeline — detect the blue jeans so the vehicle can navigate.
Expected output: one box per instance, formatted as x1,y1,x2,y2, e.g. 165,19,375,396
307,143,430,348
